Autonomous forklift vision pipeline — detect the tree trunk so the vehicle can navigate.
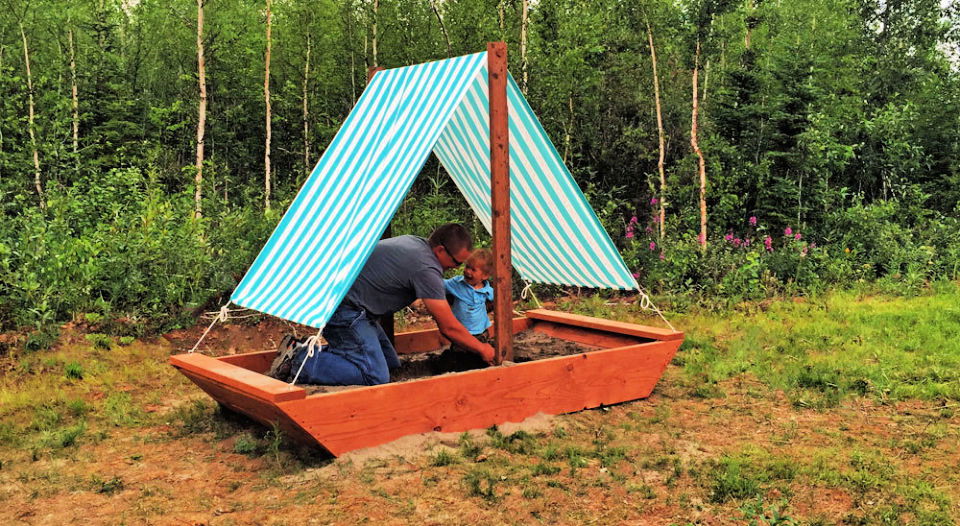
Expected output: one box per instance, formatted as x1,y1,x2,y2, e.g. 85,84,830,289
691,39,707,251
264,0,273,211
563,94,574,163
302,33,311,173
20,21,43,208
430,0,452,57
371,0,379,68
68,28,79,158
497,0,505,34
647,22,667,239
520,0,529,92
195,0,207,218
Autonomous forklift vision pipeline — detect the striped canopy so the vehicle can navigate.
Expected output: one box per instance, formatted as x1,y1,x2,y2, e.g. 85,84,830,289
232,51,638,328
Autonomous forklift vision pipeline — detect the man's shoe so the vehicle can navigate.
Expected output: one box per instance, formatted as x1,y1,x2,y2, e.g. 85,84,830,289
267,336,300,380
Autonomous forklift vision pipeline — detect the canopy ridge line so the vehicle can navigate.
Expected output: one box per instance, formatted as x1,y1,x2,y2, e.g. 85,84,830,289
289,327,325,385
189,302,232,354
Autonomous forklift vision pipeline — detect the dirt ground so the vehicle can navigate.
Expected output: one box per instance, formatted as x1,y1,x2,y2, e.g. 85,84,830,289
2,317,958,525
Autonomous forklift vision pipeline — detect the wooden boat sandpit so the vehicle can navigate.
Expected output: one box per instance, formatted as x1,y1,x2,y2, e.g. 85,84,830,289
169,309,683,456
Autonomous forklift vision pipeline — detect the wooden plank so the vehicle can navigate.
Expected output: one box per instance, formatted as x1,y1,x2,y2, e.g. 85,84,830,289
488,41,512,364
524,309,684,341
394,316,532,354
169,353,305,403
219,350,276,373
532,321,641,349
278,338,681,455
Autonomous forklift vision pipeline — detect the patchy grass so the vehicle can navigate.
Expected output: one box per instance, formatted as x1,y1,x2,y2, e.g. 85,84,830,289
0,288,958,523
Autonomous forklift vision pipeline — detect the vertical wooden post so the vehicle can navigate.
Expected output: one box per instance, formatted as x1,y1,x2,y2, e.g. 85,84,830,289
367,66,395,344
488,42,513,364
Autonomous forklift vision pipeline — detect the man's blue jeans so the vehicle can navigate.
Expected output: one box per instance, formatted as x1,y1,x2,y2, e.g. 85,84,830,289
289,304,400,386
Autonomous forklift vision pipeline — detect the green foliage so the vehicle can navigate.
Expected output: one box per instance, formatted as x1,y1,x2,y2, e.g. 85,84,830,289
0,0,957,332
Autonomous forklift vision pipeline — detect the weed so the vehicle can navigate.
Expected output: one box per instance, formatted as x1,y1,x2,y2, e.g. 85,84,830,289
66,399,90,417
429,449,458,467
738,497,797,525
118,336,135,346
38,422,86,449
24,327,59,352
565,446,588,471
458,433,483,460
530,462,560,476
487,428,536,455
709,457,762,503
233,433,260,455
521,486,541,499
462,467,499,501
64,361,84,380
104,392,143,426
84,333,112,350
627,483,657,499
91,475,124,495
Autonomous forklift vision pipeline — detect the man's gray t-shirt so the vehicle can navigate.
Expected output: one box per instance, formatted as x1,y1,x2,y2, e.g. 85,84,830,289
343,235,445,316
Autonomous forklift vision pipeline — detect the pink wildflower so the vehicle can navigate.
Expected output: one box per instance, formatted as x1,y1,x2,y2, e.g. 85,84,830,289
697,233,706,244
645,225,654,233
764,236,773,251
626,231,634,239
659,252,665,260
632,272,639,278
649,241,657,251
794,233,802,241
652,214,660,223
724,233,734,242
733,238,742,247
629,216,638,224
749,216,757,226
650,197,659,206
743,239,751,247
784,226,793,236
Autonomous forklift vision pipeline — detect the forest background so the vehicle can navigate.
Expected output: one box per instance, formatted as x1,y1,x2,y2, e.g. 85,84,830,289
1,0,959,340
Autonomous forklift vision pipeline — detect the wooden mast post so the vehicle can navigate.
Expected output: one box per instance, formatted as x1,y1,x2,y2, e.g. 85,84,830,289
488,42,513,364
367,66,395,345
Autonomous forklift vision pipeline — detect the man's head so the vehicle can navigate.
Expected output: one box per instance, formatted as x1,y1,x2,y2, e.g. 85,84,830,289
429,223,473,270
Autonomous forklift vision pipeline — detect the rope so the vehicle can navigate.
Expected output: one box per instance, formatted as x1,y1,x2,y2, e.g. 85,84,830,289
289,327,324,385
189,302,231,353
635,286,676,332
520,280,542,309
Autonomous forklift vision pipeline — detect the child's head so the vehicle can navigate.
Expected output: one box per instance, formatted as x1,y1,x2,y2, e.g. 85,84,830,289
462,248,493,286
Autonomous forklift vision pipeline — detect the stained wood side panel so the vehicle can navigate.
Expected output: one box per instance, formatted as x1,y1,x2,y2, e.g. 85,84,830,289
170,353,305,403
277,339,680,455
531,321,643,349
525,309,684,341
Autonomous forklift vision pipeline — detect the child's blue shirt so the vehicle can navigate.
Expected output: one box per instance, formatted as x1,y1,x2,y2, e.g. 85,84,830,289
444,275,494,335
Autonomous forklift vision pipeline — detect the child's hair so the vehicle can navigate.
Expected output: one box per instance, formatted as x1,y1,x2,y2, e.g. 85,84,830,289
466,248,494,275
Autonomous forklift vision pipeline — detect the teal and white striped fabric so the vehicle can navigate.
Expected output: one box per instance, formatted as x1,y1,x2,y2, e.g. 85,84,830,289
232,51,638,328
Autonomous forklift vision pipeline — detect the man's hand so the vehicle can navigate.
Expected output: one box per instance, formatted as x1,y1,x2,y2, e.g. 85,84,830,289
423,298,496,363
478,342,495,364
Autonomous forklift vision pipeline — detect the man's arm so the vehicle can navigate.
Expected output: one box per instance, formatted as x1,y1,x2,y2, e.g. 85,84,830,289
422,298,495,363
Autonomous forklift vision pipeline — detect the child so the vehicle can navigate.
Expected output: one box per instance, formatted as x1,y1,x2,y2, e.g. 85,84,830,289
439,248,494,371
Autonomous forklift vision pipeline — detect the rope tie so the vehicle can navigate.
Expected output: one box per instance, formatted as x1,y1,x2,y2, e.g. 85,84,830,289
520,280,542,309
636,287,676,332
290,327,324,385
189,302,231,353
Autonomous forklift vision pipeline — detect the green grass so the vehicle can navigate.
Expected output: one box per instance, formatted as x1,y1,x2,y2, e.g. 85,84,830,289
673,284,960,405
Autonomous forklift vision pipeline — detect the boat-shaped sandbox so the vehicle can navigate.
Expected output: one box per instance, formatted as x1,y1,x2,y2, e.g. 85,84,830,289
170,309,683,456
